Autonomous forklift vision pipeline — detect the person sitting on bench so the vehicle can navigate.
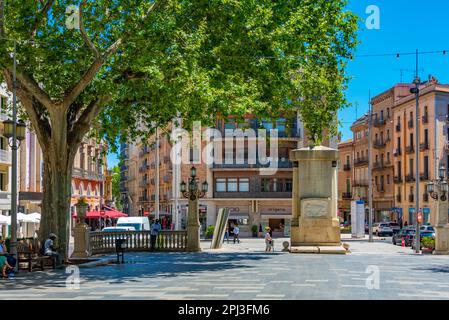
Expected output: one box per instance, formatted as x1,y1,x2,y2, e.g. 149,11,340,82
43,233,62,267
0,238,16,276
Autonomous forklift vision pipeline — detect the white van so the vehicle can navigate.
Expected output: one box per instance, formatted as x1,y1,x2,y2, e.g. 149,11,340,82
116,217,150,231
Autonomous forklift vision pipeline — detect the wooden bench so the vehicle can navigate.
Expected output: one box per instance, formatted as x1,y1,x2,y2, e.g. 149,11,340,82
17,240,56,272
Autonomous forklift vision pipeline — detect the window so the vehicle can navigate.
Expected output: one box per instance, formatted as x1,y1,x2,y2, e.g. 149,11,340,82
216,178,249,192
387,108,390,118
387,152,390,163
0,172,6,191
346,155,350,165
0,137,6,151
239,178,249,192
285,179,293,192
387,175,390,184
227,178,238,192
216,178,226,192
346,179,351,193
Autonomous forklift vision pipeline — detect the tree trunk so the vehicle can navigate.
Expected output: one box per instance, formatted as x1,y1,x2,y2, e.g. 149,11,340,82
38,111,77,262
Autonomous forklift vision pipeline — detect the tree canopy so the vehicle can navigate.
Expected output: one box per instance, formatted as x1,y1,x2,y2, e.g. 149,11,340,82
1,0,358,147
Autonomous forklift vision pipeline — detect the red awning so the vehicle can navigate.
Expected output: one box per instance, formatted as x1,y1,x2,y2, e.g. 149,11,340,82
73,210,128,219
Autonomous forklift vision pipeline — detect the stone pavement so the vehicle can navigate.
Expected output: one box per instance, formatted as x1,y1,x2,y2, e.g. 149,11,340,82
1,236,449,300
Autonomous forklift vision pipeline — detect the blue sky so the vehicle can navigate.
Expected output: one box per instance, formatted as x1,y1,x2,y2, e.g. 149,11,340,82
107,0,449,168
342,0,449,138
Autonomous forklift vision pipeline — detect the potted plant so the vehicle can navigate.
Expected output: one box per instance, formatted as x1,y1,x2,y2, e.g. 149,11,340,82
206,225,215,239
75,197,89,224
251,225,258,237
421,237,435,254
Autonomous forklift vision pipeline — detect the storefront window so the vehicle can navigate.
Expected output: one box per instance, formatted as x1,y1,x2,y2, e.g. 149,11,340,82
285,179,292,192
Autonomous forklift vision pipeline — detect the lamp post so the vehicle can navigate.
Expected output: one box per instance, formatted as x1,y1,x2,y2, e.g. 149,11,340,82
180,166,208,252
410,54,421,253
426,166,449,255
2,104,26,269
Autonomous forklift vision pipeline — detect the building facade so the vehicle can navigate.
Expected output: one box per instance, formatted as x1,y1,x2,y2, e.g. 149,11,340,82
0,87,12,217
337,139,353,223
393,81,449,226
120,113,339,236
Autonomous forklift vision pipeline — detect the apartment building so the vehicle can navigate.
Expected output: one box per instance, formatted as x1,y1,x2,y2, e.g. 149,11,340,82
393,80,449,226
337,139,353,223
350,114,369,204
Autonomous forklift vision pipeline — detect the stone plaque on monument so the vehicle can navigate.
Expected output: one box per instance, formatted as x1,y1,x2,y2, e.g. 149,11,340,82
301,198,329,218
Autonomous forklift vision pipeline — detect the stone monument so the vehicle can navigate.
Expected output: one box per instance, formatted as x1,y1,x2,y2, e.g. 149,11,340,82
290,146,346,254
434,196,449,255
71,199,91,258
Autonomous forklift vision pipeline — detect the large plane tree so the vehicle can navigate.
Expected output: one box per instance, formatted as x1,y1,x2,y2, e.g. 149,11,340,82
0,0,357,259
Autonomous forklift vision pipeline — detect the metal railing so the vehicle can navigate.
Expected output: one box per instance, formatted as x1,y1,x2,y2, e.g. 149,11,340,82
89,230,188,255
393,176,403,184
419,141,429,151
405,145,414,154
405,174,415,182
343,164,351,171
342,192,352,199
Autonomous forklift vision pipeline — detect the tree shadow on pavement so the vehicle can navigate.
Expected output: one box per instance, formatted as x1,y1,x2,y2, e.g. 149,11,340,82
1,251,281,291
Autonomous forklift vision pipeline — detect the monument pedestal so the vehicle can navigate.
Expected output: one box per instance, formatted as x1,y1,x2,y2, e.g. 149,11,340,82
434,224,449,255
289,146,346,254
71,224,90,258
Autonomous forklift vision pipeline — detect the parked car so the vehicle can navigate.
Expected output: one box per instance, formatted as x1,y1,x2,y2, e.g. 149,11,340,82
388,222,401,234
102,226,136,232
420,225,435,232
116,217,150,231
392,228,415,246
372,222,393,236
411,231,435,250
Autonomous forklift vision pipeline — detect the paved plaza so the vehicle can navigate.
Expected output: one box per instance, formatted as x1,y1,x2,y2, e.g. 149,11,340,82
1,236,449,300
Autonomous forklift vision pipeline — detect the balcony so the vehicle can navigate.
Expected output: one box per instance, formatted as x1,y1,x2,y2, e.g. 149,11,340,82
353,181,369,187
396,194,402,202
408,119,414,129
139,146,150,157
405,145,414,154
343,164,351,171
408,194,414,203
139,164,150,173
423,193,429,202
445,141,449,150
405,174,415,182
373,117,386,127
214,190,292,199
373,161,385,171
342,192,352,200
139,179,148,187
212,159,292,169
422,113,429,124
354,157,369,167
373,139,386,149
394,148,402,157
393,176,403,184
420,172,429,181
138,196,149,202
72,168,104,181
0,149,12,164
419,141,429,151
395,124,401,132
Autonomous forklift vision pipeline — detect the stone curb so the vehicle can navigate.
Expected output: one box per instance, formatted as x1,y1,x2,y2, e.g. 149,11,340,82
77,258,115,268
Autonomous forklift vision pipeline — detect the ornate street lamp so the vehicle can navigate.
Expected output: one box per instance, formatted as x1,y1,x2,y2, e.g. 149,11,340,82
180,166,208,251
2,119,26,144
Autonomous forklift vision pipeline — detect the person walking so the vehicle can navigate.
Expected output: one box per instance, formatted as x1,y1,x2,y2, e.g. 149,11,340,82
233,224,240,244
223,226,229,243
150,219,162,251
258,223,263,238
265,227,273,252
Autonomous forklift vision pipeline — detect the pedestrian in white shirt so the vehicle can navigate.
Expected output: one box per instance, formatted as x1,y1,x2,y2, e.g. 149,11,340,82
233,224,240,244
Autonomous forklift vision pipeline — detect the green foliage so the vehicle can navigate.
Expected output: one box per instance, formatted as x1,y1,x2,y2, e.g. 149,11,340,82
251,225,258,233
0,0,358,151
421,237,435,249
111,165,122,210
206,225,215,237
